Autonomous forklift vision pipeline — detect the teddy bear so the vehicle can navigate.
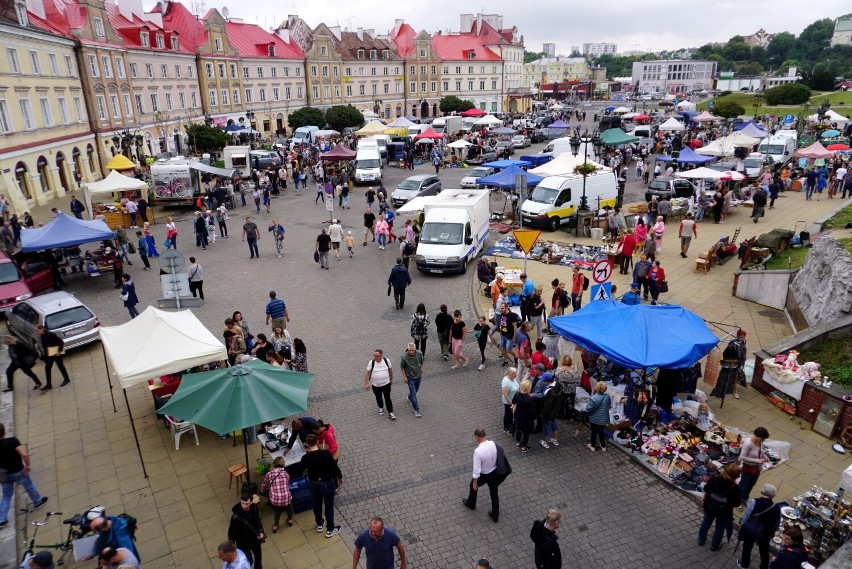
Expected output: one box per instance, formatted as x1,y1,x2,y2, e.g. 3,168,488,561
782,350,800,372
795,361,821,382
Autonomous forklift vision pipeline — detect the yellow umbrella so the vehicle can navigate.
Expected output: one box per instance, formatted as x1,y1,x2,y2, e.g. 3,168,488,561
106,154,136,170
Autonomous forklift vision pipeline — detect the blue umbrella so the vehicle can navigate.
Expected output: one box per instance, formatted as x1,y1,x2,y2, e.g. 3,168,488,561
223,124,243,132
477,164,543,189
605,105,616,111
821,130,841,138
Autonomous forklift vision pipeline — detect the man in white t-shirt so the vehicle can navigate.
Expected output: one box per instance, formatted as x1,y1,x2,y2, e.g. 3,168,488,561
328,219,344,260
364,349,395,420
836,166,848,195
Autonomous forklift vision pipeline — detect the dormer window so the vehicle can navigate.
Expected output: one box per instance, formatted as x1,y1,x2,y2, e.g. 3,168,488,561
369,49,377,60
420,49,426,58
155,35,164,49
268,44,275,57
93,17,105,37
468,50,476,59
140,32,149,47
170,36,179,50
214,38,223,52
14,0,28,26
357,49,364,60
382,50,389,60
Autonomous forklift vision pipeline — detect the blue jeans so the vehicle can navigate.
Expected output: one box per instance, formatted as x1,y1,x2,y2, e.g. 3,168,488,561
1,470,43,523
309,479,336,528
377,233,387,247
543,418,559,438
697,510,727,548
406,377,421,412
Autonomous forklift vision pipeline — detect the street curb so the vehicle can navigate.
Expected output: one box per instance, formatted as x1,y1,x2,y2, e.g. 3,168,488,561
0,387,17,569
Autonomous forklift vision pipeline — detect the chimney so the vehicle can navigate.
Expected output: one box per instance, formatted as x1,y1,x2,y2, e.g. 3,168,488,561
117,0,145,21
459,14,472,33
356,27,363,41
393,18,403,35
364,28,374,38
26,0,46,19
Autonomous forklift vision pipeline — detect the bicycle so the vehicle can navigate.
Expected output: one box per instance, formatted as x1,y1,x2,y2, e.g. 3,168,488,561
20,507,90,566
154,179,191,199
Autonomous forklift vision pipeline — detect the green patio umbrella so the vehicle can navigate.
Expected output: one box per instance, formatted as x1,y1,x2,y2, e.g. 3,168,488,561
158,359,315,481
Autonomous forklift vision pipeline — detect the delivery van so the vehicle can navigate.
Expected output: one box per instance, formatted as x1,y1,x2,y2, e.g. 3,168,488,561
757,136,796,166
520,172,618,231
354,147,383,185
542,137,598,160
397,190,490,274
290,126,319,148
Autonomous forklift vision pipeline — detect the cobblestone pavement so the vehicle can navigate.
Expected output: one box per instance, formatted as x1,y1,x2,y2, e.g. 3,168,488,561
3,119,801,569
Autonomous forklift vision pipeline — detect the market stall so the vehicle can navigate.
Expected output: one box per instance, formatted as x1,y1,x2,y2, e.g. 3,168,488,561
82,170,151,228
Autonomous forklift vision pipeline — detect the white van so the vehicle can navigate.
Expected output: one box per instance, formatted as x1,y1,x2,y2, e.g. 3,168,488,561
520,172,618,231
629,125,657,146
367,135,390,158
354,147,382,185
758,136,796,166
408,124,430,137
542,137,597,160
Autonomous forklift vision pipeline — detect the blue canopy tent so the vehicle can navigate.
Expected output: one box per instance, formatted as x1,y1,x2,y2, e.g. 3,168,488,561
482,159,532,169
548,300,718,369
477,164,544,189
21,211,115,252
654,146,716,165
519,154,554,167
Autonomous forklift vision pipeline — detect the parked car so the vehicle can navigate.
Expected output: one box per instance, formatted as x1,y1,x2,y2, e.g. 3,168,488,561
0,252,55,313
743,153,775,180
391,174,443,207
6,291,101,353
271,139,287,150
645,176,697,202
494,141,515,156
248,150,280,169
460,167,496,189
511,135,531,149
465,145,498,165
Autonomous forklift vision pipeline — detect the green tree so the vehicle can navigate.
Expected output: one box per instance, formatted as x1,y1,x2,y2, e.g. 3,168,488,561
692,44,718,59
324,105,364,131
763,83,812,105
713,99,746,118
779,59,801,74
804,63,836,91
792,18,834,62
722,41,751,61
524,50,545,63
767,32,795,66
439,96,474,114
184,123,231,153
288,107,325,130
735,62,764,76
750,46,768,67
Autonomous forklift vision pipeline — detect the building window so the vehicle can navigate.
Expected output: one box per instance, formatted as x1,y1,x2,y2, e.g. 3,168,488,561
205,64,212,79
370,50,377,60
243,66,250,79
420,65,426,75
333,66,338,77
257,66,264,78
73,97,83,121
93,17,105,37
245,88,252,103
455,66,461,74
221,89,228,105
383,67,388,76
420,49,426,57
155,35,164,49
312,86,318,99
150,94,159,112
14,1,27,26
443,66,449,74
232,90,240,105
94,96,106,120
208,90,217,106
0,99,13,132
7,49,20,73
357,49,364,60
346,85,352,96
345,67,351,76
324,86,330,98
322,65,328,77
161,64,168,78
259,88,266,102
371,84,376,95
271,67,277,78
382,83,389,95
175,65,181,78
468,80,474,90
214,38,223,51
311,65,317,77
65,55,75,76
39,97,53,126
28,51,41,75
123,94,132,117
455,80,461,91
297,86,303,98
272,88,279,101
443,81,449,91
146,64,153,79
19,98,36,127
135,94,144,114
230,64,237,79
48,53,58,75
165,93,173,111
87,55,98,77
395,83,401,94
296,67,301,77
191,92,198,108
479,80,485,90
491,80,497,90
320,45,327,56
285,87,291,100
431,64,437,75
410,82,416,93
140,32,149,47
284,67,290,77
371,67,376,76
57,97,69,124
480,66,485,74
468,66,473,74
382,50,389,59
187,65,194,78
116,58,125,79
410,64,415,75
431,81,437,92
358,85,365,96
171,37,179,50
218,64,225,79
421,81,427,93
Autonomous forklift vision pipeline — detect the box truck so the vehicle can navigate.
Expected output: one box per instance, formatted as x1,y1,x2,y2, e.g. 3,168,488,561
432,116,463,136
223,145,251,178
397,190,490,274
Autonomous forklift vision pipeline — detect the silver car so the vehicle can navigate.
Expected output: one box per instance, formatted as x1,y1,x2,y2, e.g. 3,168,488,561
460,167,496,188
391,175,442,207
6,291,101,353
512,135,531,149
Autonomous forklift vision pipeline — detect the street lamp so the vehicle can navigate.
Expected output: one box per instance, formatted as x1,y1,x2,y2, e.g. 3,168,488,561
373,99,383,118
203,113,213,126
569,129,603,213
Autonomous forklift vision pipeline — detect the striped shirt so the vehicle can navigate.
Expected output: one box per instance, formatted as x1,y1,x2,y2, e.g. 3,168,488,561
265,298,286,319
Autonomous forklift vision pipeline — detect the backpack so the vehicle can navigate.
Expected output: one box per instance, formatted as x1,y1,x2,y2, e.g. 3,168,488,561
411,315,428,337
368,357,390,379
116,513,138,541
706,482,733,514
558,289,570,308
403,242,414,256
582,275,590,291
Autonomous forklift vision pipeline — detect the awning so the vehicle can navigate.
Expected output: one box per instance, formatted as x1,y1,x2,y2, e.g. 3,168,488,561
191,162,238,177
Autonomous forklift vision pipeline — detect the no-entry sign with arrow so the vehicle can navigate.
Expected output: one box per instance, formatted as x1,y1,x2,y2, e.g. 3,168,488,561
592,259,613,283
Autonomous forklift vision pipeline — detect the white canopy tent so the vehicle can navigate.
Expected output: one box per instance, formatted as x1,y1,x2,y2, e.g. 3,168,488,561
474,114,503,126
82,170,149,219
387,116,415,127
696,133,759,157
447,139,472,148
676,100,696,111
529,153,613,176
99,306,227,476
658,117,686,132
315,129,339,138
613,106,631,114
807,109,849,124
674,167,725,180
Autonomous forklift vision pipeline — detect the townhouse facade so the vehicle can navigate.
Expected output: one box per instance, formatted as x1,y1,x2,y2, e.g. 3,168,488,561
334,29,404,120
523,56,591,90
0,0,94,210
432,34,503,114
389,20,442,119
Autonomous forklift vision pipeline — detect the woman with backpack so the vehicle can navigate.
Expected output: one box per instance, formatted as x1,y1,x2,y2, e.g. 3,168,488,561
410,303,429,355
737,483,781,569
697,463,742,551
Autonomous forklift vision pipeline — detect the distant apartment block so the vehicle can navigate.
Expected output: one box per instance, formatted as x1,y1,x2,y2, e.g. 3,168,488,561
542,42,555,57
582,43,616,57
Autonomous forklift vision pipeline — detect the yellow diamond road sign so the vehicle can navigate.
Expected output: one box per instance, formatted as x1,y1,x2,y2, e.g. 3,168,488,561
512,229,541,255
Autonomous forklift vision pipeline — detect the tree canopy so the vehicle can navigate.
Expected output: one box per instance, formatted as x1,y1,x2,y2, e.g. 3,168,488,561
184,123,231,153
288,107,326,130
325,105,364,131
763,83,812,105
712,99,746,118
439,96,474,114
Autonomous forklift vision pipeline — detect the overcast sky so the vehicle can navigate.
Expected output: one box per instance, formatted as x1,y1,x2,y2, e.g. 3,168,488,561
171,0,848,54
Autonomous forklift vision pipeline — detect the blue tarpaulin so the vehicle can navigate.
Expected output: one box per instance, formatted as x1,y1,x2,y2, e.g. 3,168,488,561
482,159,532,169
655,146,716,165
519,154,554,167
548,300,718,369
477,164,544,189
21,211,115,252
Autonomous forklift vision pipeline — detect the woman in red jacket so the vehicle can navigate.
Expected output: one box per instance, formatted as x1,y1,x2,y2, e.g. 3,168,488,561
618,229,637,275
649,260,666,305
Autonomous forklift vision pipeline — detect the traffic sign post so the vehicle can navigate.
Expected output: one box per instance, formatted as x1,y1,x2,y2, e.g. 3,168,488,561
512,229,541,273
590,282,612,302
592,259,613,284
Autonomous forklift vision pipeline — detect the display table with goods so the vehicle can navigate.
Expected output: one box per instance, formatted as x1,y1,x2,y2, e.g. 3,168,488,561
484,235,613,267
779,486,852,565
92,202,156,229
256,429,312,513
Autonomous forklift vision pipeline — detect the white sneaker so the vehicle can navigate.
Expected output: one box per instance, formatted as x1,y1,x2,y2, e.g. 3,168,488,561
414,411,422,418
378,408,384,416
477,364,485,371
451,364,459,370
389,413,396,420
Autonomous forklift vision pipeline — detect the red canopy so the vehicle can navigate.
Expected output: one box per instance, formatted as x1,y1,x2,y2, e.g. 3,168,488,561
414,128,443,141
634,113,652,123
460,108,486,117
794,141,835,159
826,143,850,151
320,145,356,161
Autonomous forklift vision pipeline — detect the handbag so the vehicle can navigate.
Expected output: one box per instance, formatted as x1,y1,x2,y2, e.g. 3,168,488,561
313,250,320,263
657,280,669,293
164,238,172,249
741,462,760,476
120,293,129,302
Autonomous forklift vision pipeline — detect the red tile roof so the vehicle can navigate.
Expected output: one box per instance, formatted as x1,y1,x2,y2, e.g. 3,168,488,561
159,1,207,51
225,21,304,59
431,34,501,61
390,22,416,58
40,0,87,35
27,11,74,38
332,31,401,61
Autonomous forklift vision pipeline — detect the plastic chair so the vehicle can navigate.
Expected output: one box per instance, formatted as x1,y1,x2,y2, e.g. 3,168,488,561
166,416,199,450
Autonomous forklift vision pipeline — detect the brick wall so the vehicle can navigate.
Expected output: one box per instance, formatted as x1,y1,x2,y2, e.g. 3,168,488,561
796,383,824,424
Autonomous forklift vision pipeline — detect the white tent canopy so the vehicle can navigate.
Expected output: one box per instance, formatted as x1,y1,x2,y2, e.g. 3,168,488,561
676,100,696,111
100,306,227,389
674,167,725,180
447,139,472,148
658,117,686,132
529,153,613,176
315,129,339,138
613,106,631,114
474,114,503,126
387,116,415,127
696,133,759,157
82,170,149,219
806,109,849,124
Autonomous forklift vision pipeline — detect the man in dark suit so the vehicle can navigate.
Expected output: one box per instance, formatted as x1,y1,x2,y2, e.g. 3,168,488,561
36,325,70,390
